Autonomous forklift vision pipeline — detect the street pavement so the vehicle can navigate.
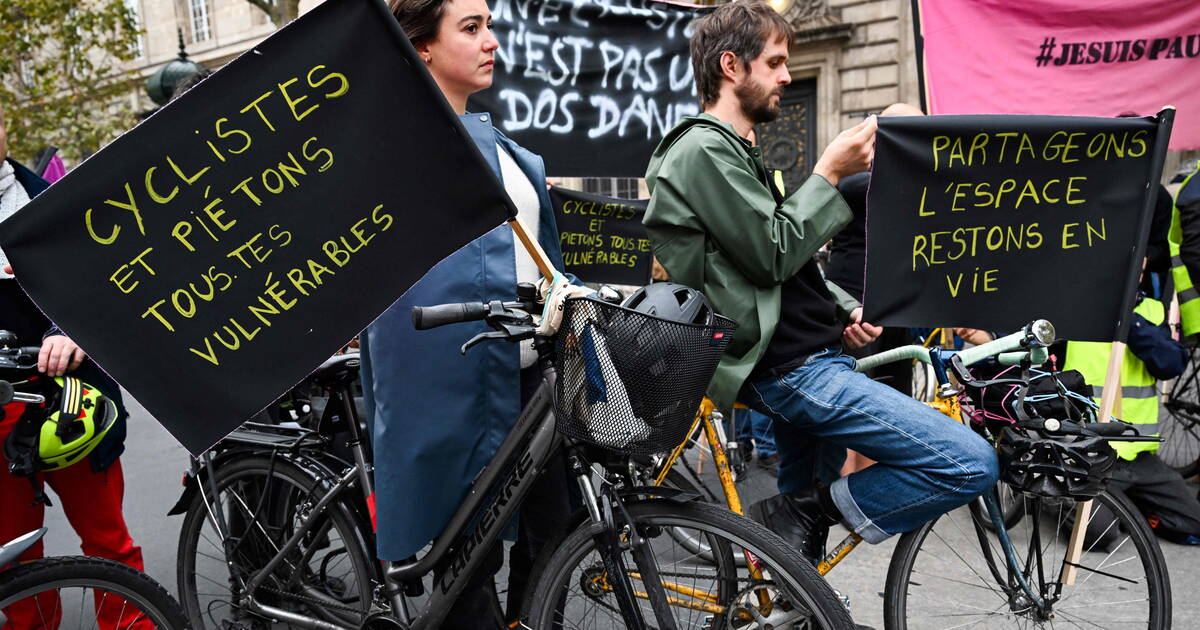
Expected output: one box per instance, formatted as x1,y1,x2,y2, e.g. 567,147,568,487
36,394,1200,629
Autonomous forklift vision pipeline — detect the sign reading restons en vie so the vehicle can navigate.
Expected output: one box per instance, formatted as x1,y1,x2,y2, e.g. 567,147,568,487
550,187,651,286
0,0,515,454
864,114,1170,342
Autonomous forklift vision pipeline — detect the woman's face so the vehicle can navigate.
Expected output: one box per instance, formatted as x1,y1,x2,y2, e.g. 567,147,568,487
420,0,499,104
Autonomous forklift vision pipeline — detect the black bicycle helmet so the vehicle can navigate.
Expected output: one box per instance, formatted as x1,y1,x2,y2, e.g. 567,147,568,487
997,429,1116,500
621,282,715,326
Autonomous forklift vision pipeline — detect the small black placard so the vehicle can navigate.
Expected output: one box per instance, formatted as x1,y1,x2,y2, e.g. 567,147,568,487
550,187,650,286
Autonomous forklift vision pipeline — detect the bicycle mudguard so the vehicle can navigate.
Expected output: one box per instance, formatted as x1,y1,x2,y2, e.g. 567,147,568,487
0,528,46,570
546,485,704,541
166,448,356,518
625,485,706,504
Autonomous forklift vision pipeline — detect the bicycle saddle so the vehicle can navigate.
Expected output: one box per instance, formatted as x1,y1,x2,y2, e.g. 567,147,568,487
310,352,360,388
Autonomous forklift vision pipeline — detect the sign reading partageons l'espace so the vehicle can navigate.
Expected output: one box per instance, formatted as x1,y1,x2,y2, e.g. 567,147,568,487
864,114,1170,342
0,0,515,454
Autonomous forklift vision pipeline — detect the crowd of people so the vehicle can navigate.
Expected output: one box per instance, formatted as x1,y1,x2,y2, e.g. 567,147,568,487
1,1,1199,629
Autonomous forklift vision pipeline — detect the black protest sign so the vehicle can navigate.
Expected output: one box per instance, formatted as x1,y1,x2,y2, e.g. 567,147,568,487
551,187,650,285
468,0,701,177
864,114,1169,342
0,0,515,454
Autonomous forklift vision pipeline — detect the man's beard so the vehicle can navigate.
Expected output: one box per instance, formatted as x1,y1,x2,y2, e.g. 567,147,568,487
735,79,781,124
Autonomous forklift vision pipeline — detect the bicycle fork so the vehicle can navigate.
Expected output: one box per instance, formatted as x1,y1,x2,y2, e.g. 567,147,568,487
572,454,684,630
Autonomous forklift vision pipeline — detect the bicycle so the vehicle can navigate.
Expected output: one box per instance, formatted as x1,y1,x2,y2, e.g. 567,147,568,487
172,352,380,630
648,321,1172,629
1159,341,1200,477
174,282,856,629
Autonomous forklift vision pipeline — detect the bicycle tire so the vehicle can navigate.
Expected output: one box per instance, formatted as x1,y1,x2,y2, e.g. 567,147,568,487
1160,359,1200,477
523,498,855,629
0,556,188,629
176,454,376,630
884,489,1171,630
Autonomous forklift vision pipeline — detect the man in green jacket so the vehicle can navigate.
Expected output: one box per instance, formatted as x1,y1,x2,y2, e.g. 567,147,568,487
644,0,999,564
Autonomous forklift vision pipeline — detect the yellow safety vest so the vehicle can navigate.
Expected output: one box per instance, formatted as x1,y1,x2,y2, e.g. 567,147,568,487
1170,167,1200,337
1063,298,1165,460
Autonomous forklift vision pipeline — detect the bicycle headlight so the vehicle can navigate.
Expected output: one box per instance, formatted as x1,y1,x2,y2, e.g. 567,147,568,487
1028,320,1055,346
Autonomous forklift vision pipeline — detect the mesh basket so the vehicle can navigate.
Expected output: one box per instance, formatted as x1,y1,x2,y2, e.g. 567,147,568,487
553,297,735,456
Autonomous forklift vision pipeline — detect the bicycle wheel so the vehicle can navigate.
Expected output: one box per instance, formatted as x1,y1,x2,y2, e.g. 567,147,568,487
0,556,187,629
176,455,377,630
524,498,854,629
1160,360,1200,477
884,489,1170,630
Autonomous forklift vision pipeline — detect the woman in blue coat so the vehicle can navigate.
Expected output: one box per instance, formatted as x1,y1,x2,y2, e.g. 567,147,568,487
361,0,575,626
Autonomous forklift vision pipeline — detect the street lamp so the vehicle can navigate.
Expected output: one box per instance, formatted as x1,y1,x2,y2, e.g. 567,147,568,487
145,29,206,106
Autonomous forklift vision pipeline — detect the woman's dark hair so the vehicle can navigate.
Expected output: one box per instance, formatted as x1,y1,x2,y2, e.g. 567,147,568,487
690,0,793,109
389,0,450,48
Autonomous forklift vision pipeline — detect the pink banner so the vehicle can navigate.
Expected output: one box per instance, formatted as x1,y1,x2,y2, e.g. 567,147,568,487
918,0,1200,150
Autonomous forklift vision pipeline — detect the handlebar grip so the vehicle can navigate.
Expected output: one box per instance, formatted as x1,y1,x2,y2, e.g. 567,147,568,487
1086,421,1133,437
412,302,489,331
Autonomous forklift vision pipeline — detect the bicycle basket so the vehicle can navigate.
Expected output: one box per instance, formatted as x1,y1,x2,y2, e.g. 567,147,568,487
553,297,735,456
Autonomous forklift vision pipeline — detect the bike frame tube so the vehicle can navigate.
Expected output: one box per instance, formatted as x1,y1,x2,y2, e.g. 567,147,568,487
412,402,560,630
244,466,359,597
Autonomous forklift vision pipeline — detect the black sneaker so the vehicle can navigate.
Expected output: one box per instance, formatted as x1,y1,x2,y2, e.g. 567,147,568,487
747,493,830,565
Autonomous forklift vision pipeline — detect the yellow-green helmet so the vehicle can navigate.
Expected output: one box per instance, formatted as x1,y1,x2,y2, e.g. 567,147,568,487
4,376,117,475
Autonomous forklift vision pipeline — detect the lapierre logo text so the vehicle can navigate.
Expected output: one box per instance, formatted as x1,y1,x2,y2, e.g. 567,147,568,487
1035,34,1200,68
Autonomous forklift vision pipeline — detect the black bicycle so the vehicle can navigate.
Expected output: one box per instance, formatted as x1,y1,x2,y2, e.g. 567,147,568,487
174,283,855,629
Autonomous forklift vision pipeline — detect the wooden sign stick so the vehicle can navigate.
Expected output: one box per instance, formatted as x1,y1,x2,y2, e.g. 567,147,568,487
1060,343,1125,584
1061,108,1173,585
508,217,557,280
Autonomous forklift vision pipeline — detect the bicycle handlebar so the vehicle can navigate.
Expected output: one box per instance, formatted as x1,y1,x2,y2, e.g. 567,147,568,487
854,320,1054,373
412,302,490,331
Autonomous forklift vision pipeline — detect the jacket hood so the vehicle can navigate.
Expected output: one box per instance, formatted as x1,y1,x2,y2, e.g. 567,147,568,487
646,114,749,181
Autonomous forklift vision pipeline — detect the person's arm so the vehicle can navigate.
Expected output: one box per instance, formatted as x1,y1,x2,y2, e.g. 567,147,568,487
1126,313,1187,380
652,134,852,288
824,279,860,322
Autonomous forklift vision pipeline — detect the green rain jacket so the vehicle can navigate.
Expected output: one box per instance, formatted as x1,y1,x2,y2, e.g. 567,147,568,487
644,114,858,409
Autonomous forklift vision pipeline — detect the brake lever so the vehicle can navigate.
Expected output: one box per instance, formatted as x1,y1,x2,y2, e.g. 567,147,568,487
461,330,509,354
460,300,538,354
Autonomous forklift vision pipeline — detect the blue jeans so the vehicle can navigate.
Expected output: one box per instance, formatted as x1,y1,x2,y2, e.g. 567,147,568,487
735,408,777,457
743,349,999,543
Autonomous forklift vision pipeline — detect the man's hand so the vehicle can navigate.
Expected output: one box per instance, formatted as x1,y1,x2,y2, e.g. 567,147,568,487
843,307,882,349
39,334,85,377
812,115,877,187
953,327,994,346
2,264,10,275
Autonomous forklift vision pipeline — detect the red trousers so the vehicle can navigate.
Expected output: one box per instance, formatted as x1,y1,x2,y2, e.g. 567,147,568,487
0,403,149,630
